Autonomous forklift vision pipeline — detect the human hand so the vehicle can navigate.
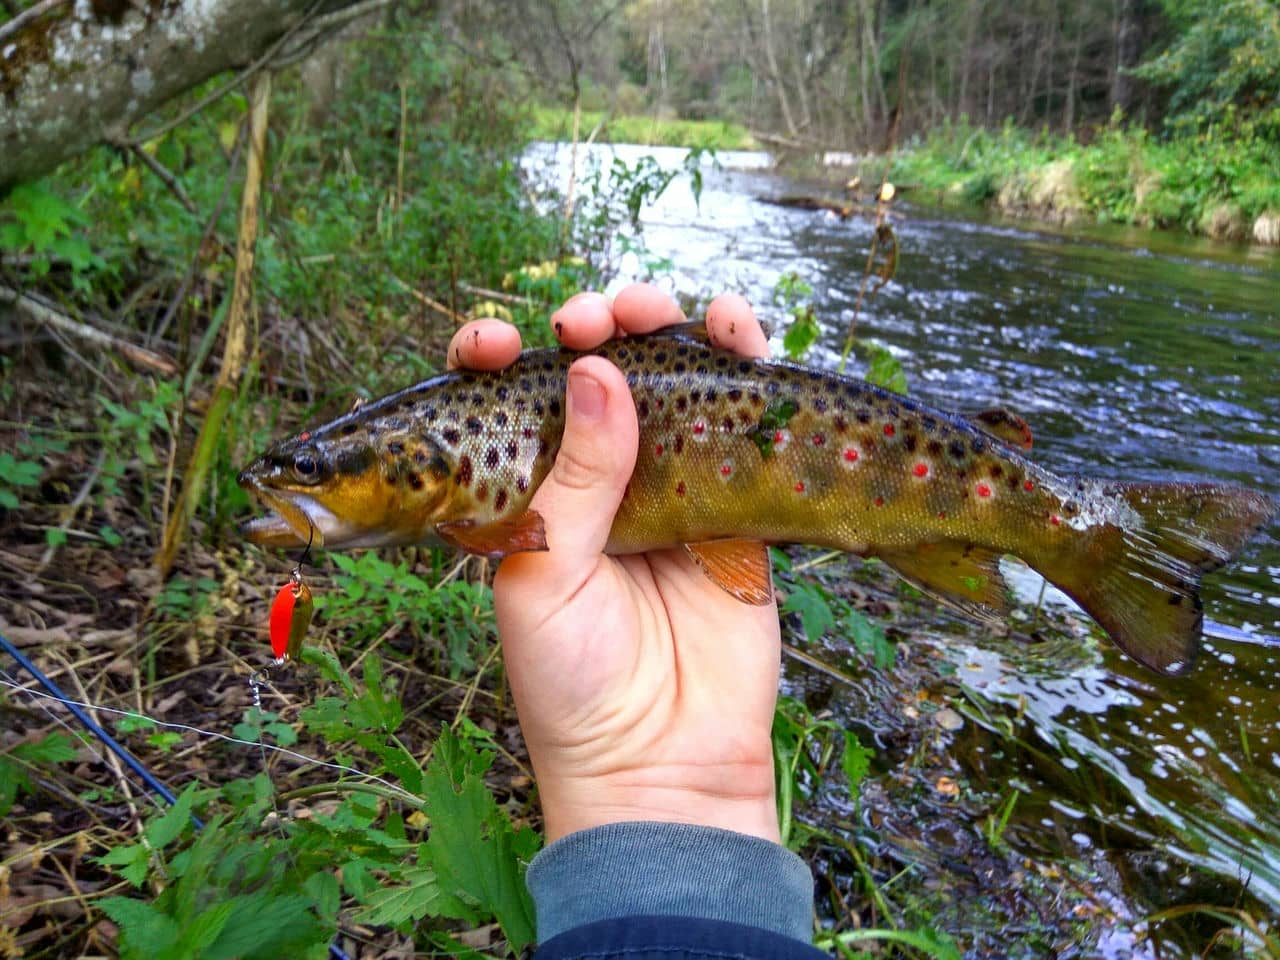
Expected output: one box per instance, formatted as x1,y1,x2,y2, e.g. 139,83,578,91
447,284,782,843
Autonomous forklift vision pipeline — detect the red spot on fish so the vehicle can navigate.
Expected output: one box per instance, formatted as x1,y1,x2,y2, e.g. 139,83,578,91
693,421,706,436
299,431,311,441
883,423,896,437
875,496,884,507
774,430,785,443
937,511,947,519
913,462,929,478
1024,480,1035,492
843,447,859,462
655,442,664,456
976,482,993,498
720,463,732,477
676,481,686,496
1050,514,1061,526
812,433,825,447
794,481,806,493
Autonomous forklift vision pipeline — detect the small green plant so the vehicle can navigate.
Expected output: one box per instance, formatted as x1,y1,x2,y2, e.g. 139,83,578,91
773,555,895,669
0,731,80,816
772,695,872,851
0,181,106,290
0,449,43,510
320,552,495,676
774,271,819,361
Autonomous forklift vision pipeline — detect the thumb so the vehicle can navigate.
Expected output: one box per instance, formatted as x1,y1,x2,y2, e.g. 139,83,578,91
499,356,638,596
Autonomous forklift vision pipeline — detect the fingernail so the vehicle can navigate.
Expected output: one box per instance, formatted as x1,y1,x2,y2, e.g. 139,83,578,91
568,371,606,420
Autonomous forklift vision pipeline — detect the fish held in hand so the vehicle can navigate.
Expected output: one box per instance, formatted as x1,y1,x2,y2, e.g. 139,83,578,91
238,327,1274,676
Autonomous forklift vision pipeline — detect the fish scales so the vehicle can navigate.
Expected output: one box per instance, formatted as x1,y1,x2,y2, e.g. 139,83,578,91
240,327,1274,676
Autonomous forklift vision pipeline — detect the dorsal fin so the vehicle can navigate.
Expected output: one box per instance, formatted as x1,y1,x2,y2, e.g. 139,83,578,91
966,409,1033,451
636,321,712,344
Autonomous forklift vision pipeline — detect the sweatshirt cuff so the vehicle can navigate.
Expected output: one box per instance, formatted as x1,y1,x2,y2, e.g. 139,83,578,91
525,821,815,944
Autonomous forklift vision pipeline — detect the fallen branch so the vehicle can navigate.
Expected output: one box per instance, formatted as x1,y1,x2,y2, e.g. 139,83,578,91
0,286,178,375
387,271,464,324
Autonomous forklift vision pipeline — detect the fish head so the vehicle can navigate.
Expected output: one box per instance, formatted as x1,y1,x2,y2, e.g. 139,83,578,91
238,410,458,550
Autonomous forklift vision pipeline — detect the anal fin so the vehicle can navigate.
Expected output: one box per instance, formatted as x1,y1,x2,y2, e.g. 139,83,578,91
685,539,774,605
436,510,548,558
878,542,1012,625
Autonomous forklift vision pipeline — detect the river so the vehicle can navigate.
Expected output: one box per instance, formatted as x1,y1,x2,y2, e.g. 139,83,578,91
527,142,1280,954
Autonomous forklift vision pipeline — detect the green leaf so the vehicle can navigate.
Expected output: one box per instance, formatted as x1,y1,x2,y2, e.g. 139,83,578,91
145,784,197,850
96,842,152,887
44,527,67,547
424,726,537,952
781,581,836,642
13,731,78,764
842,732,872,789
98,896,181,958
865,343,908,395
353,861,471,926
782,309,819,361
203,893,326,960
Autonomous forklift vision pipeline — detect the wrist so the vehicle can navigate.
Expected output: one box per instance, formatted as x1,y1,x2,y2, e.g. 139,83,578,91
536,761,780,844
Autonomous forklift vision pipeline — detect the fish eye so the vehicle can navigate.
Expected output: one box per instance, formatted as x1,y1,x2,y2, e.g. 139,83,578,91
292,452,320,482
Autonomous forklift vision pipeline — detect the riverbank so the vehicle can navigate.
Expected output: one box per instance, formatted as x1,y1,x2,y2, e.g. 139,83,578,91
526,105,758,151
887,120,1280,246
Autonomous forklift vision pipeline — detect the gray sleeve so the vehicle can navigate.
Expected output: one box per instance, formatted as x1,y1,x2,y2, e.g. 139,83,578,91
525,821,816,944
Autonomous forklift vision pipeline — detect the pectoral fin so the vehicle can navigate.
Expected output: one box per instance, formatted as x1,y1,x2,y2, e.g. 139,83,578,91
878,542,1012,626
436,510,548,558
684,539,774,605
967,409,1033,451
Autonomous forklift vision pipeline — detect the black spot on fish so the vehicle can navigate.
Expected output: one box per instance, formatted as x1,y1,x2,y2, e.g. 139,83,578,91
388,440,404,455
922,417,938,433
989,464,1004,478
616,347,630,360
927,440,943,456
476,482,488,503
676,345,690,357
520,378,532,391
737,361,752,374
690,389,702,402
538,437,549,458
549,398,561,417
728,388,743,402
654,351,668,363
465,417,483,435
814,397,828,413
496,386,509,401
495,488,508,511
485,447,500,469
415,450,428,465
715,355,729,368
341,423,358,435
517,476,529,493
706,389,718,403
722,417,734,432
637,399,651,419
1168,592,1183,606
537,374,548,388
533,400,545,416
457,456,473,486
1063,501,1079,515
676,396,688,413
442,428,461,445
506,440,518,461
948,440,966,460
903,435,918,453
425,407,438,422
471,392,484,407
696,364,709,374
972,438,988,454
856,410,871,424
674,435,684,454
674,362,687,373
408,473,424,490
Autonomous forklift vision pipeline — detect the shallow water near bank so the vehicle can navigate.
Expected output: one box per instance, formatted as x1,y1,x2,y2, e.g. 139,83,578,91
529,143,1280,951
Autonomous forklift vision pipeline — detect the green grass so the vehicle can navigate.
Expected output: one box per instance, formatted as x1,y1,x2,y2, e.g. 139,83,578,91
526,105,758,150
891,117,1280,242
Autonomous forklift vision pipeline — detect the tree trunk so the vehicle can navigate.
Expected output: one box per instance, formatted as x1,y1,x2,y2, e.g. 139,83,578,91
0,0,364,190
759,0,798,137
1110,0,1140,115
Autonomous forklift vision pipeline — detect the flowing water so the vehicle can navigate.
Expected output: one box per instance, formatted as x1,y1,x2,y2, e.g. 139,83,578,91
529,143,1280,950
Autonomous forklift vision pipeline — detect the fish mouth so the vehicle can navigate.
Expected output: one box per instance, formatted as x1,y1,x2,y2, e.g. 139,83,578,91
238,473,329,549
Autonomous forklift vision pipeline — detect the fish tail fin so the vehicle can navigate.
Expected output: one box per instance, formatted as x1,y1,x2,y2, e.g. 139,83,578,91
1042,482,1273,676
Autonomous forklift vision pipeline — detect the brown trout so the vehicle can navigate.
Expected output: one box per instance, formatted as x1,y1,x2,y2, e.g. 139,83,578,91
239,326,1274,676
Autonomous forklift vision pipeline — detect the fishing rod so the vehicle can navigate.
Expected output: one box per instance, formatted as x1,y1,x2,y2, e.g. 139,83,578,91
0,631,352,960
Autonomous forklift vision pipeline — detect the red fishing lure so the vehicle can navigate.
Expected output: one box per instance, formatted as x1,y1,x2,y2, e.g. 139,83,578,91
268,577,313,662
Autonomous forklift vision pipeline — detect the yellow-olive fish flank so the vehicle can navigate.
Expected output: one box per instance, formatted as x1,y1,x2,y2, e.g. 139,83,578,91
239,326,1274,677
